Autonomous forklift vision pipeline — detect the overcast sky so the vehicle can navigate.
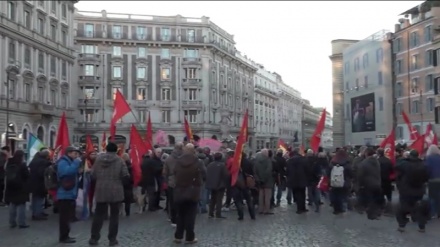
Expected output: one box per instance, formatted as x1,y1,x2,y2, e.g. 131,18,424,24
75,1,422,113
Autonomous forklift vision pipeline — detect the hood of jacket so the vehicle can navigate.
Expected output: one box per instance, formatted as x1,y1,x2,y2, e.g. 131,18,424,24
197,153,207,160
178,153,199,167
255,152,268,162
96,153,121,168
171,149,183,159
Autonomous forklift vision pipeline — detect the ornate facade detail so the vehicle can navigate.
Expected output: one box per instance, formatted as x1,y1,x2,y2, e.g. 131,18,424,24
36,74,48,88
60,82,69,93
49,78,60,89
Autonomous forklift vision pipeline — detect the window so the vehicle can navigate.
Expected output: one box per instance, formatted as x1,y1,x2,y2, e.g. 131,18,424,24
61,93,67,108
185,49,198,58
138,47,146,57
84,109,94,123
112,25,121,39
8,41,15,61
113,66,122,78
85,24,94,38
378,71,383,85
345,81,349,90
425,25,432,43
24,83,31,102
161,48,170,58
379,97,384,111
411,55,419,70
427,98,434,112
162,110,170,123
425,50,434,66
9,81,16,99
185,68,197,79
37,17,44,35
139,111,146,123
50,57,56,75
396,126,404,139
84,65,94,76
136,88,146,100
355,78,359,89
51,1,56,13
411,78,419,92
50,23,57,40
61,30,67,46
396,103,402,115
61,4,67,19
344,62,350,75
354,58,360,71
50,89,56,105
38,87,44,102
82,45,97,54
364,76,368,88
137,67,146,79
393,38,402,53
7,1,15,21
376,48,383,63
62,61,67,78
84,86,95,99
410,32,419,48
161,88,171,100
396,60,403,74
425,74,434,91
113,46,121,56
24,10,31,29
137,26,146,39
184,110,197,123
38,52,44,71
362,53,369,68
188,89,197,100
161,28,170,41
412,100,419,114
161,68,170,80
24,47,31,67
112,87,122,100
187,29,195,42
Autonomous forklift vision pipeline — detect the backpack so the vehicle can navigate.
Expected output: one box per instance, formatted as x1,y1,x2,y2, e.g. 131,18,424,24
44,164,58,190
406,163,429,187
5,162,22,189
330,164,345,188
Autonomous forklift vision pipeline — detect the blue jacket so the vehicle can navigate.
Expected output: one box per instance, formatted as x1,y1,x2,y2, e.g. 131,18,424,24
425,154,440,179
56,155,80,200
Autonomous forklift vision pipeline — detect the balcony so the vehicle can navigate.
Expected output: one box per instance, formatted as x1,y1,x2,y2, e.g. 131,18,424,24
182,78,202,88
133,100,152,108
159,100,172,108
182,100,203,110
78,76,101,88
77,99,101,108
32,102,56,116
77,54,101,65
436,95,440,107
182,57,202,66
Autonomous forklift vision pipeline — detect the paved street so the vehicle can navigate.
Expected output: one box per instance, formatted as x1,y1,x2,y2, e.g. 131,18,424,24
0,200,440,247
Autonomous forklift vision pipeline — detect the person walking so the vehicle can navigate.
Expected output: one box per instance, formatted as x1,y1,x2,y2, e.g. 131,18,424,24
205,152,229,219
163,143,183,226
88,142,129,246
253,149,274,215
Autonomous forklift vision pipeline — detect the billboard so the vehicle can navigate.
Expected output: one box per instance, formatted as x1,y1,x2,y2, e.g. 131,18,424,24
351,93,375,132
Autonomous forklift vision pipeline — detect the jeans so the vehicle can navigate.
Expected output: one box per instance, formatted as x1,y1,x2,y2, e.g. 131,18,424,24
209,188,225,217
31,194,45,217
167,188,177,224
146,186,158,210
198,185,209,213
224,186,232,207
292,187,306,212
286,188,293,203
58,200,76,241
396,195,429,229
233,187,255,219
364,187,383,219
330,187,347,213
174,201,198,241
307,185,321,211
9,203,26,226
91,202,121,241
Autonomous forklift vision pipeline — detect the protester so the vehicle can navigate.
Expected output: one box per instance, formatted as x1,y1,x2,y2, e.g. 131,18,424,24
205,152,229,219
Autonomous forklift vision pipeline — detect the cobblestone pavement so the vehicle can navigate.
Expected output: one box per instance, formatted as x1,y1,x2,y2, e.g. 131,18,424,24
0,198,440,247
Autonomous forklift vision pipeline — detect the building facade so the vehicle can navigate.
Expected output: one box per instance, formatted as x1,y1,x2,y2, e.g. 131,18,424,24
277,80,303,146
343,30,394,146
0,0,77,151
322,109,333,149
73,10,256,148
302,99,320,147
394,2,440,143
330,39,359,148
237,54,278,150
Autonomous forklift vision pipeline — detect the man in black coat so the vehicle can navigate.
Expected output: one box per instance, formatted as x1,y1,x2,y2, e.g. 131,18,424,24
273,149,287,207
141,148,163,211
377,148,394,208
286,148,308,214
0,146,11,206
29,149,52,220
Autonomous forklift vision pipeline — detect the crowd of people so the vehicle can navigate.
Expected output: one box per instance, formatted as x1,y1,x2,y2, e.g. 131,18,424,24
0,142,439,245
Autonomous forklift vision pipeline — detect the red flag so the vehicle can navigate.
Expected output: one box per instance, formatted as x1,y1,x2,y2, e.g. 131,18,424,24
146,112,153,145
183,116,194,143
380,128,396,163
277,139,288,153
402,111,420,140
110,90,131,141
310,108,326,153
410,134,425,154
55,112,70,158
85,135,95,154
230,109,248,186
424,123,439,146
129,125,144,187
101,132,107,152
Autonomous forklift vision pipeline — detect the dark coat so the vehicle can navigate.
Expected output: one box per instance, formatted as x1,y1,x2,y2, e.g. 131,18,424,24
123,160,134,203
286,155,308,188
377,156,393,183
241,157,253,176
274,153,287,178
4,160,29,205
28,154,51,197
357,156,381,189
205,161,229,190
305,156,321,186
141,156,163,188
396,157,429,197
0,152,6,182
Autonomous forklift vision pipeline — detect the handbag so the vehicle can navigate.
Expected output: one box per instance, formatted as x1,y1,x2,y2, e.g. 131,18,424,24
317,176,329,191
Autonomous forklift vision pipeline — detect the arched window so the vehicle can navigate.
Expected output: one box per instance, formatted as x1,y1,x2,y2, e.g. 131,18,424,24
37,126,44,143
50,129,56,148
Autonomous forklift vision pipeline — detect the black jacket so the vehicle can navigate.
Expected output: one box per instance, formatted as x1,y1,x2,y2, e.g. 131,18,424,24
396,157,429,197
377,156,393,184
28,154,51,197
286,155,308,188
274,153,287,177
305,156,321,186
141,156,163,188
4,160,29,204
123,160,134,203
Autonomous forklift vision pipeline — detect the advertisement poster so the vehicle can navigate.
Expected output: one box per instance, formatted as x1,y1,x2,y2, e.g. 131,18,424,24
351,93,376,132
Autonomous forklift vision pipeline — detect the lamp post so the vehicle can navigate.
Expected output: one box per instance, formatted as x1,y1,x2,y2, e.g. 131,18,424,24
5,72,10,146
